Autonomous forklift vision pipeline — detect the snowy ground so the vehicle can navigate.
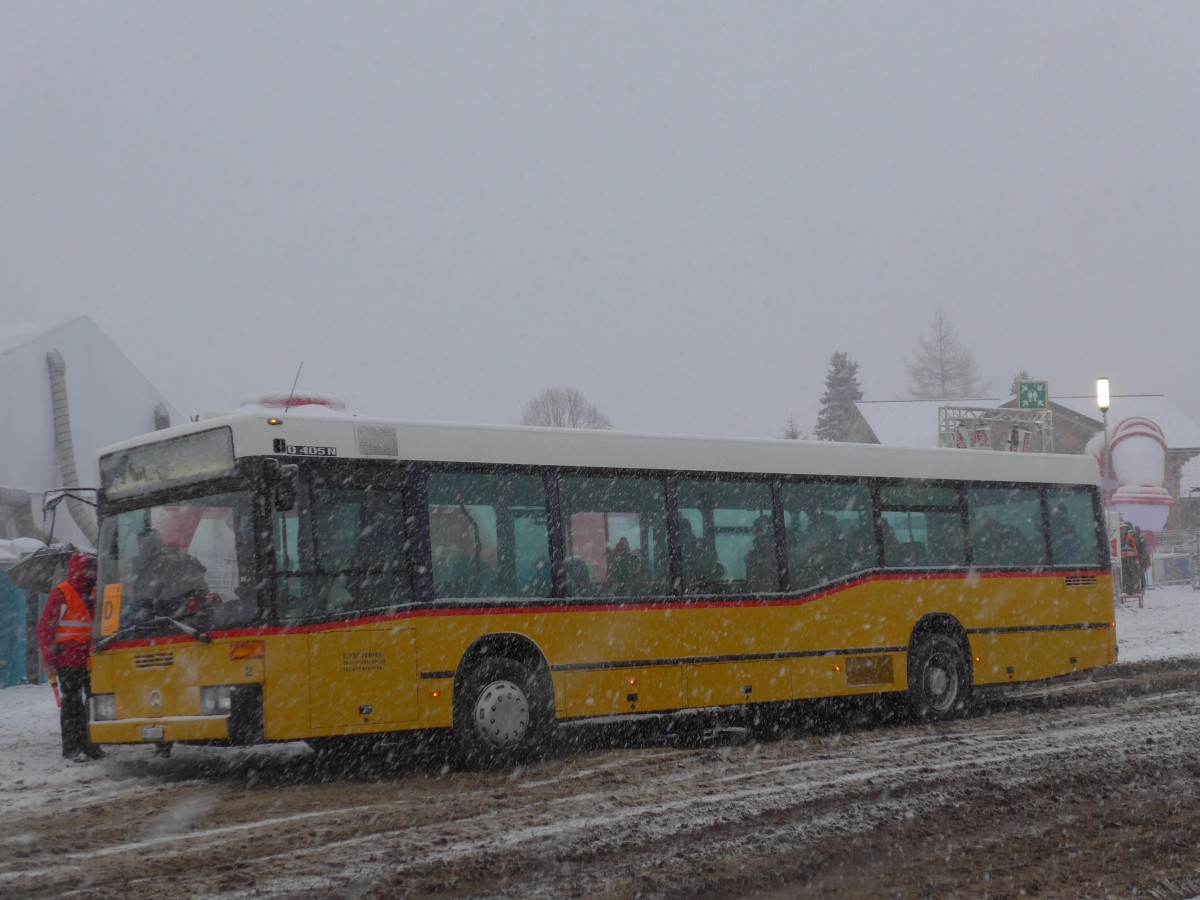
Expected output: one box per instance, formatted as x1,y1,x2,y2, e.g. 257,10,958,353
1,585,1198,898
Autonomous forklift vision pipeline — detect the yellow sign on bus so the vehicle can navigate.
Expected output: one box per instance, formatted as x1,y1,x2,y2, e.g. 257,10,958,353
100,583,123,637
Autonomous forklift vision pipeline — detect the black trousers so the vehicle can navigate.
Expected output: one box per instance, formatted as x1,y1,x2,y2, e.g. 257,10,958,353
57,666,93,757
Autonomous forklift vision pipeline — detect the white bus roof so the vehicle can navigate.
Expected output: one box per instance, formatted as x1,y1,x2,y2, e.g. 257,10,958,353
100,412,1101,486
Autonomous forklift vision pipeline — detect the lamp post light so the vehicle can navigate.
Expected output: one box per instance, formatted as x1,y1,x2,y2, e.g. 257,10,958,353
1096,378,1111,504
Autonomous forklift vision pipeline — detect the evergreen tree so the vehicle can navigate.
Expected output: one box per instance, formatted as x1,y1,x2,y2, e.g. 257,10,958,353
904,307,987,399
1009,370,1031,398
782,418,805,440
814,352,864,441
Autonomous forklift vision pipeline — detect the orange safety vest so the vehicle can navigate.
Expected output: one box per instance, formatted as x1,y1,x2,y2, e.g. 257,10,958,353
1120,532,1140,561
54,581,94,647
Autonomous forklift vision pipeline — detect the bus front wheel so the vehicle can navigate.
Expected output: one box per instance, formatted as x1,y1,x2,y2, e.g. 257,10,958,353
908,633,970,721
456,658,549,767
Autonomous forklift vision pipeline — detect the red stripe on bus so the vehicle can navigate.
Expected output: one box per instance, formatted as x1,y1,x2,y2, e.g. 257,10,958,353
95,567,1109,650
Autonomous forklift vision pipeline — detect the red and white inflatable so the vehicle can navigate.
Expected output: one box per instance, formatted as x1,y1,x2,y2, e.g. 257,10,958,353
1085,417,1172,531
236,391,349,416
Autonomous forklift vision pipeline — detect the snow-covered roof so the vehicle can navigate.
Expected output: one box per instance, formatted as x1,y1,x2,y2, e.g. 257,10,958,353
855,394,1200,452
853,399,1008,449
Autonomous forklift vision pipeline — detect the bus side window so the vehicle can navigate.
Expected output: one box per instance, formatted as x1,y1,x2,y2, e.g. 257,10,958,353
1045,489,1099,566
878,485,965,568
881,511,926,566
559,475,668,598
274,505,312,619
967,487,1045,567
428,472,551,600
676,479,776,594
781,482,872,588
308,486,410,615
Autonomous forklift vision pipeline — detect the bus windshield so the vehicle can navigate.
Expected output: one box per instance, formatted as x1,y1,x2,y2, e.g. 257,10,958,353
97,490,260,636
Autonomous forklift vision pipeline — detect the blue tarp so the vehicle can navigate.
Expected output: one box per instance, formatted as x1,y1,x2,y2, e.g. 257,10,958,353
0,572,42,687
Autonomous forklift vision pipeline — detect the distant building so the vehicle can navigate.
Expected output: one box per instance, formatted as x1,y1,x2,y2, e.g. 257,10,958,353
0,317,180,686
846,394,1200,531
0,316,180,546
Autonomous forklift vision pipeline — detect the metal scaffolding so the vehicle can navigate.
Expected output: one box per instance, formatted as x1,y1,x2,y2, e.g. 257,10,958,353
937,405,1055,452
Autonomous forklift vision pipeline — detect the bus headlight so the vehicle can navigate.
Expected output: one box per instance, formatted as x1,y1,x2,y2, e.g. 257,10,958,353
199,685,233,716
91,694,116,721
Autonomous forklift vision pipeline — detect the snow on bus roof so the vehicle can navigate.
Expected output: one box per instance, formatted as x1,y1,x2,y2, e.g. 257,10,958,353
99,412,1101,486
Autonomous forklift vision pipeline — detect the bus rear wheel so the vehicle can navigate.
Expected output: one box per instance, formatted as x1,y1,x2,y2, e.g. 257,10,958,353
908,633,970,721
456,658,549,767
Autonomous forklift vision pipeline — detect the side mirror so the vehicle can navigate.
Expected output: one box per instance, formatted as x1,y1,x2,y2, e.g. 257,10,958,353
276,464,299,511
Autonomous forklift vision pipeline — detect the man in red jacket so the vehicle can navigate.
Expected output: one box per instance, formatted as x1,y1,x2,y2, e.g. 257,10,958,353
37,552,105,761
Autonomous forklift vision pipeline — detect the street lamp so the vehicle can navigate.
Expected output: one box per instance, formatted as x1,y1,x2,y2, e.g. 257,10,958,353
1097,378,1111,503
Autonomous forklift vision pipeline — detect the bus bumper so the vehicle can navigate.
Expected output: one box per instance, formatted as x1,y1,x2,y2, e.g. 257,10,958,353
91,715,230,745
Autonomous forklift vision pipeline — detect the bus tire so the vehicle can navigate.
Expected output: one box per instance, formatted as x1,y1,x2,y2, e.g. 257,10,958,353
908,633,970,721
455,657,549,768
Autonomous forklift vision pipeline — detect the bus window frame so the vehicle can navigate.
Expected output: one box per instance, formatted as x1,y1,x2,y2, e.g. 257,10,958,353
1041,484,1106,568
245,460,1112,622
554,466,673,600
779,474,878,586
95,459,273,629
670,472,783,596
963,481,1050,569
267,458,423,624
415,461,559,604
873,480,969,569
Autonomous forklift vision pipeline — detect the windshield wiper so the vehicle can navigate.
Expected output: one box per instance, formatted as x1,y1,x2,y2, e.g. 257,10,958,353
96,616,213,651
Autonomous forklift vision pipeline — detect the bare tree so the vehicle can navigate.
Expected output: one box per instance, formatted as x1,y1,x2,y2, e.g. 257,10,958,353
521,387,613,429
904,307,988,399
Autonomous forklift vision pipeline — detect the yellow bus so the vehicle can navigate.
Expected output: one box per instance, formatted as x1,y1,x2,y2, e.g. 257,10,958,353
89,408,1116,763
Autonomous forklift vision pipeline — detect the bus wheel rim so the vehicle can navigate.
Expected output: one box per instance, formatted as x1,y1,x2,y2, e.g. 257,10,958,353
472,679,531,748
925,654,958,711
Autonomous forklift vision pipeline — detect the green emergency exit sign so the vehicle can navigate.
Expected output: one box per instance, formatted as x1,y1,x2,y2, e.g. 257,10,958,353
1018,381,1048,409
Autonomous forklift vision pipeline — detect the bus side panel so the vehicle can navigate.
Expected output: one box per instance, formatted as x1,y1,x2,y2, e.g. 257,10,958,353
861,572,1117,687
555,666,686,717
421,599,906,722
685,659,792,708
262,629,420,739
261,634,311,741
307,628,417,729
403,570,1114,730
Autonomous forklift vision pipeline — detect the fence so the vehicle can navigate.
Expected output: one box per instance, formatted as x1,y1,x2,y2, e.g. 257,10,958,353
1153,530,1200,588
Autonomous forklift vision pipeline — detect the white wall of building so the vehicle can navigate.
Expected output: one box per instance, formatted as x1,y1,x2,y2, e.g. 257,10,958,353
0,317,181,546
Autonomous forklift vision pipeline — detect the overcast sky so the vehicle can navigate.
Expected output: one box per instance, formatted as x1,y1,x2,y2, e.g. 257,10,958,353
3,3,1198,437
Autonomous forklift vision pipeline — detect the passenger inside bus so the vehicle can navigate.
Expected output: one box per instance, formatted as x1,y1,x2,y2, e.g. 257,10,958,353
131,528,215,622
678,517,723,592
607,537,641,591
742,516,778,591
430,507,496,598
788,510,843,587
563,556,595,596
1049,503,1084,563
971,512,1033,566
522,558,550,596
